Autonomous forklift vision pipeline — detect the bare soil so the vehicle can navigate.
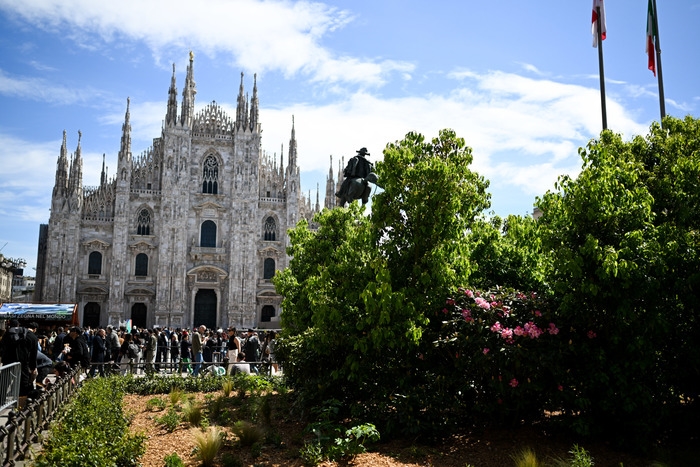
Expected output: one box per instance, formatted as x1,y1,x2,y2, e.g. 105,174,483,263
125,393,657,467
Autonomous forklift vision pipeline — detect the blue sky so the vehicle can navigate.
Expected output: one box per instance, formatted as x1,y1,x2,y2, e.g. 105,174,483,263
0,0,698,275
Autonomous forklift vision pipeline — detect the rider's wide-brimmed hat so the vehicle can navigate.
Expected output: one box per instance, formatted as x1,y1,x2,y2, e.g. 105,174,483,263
356,147,370,156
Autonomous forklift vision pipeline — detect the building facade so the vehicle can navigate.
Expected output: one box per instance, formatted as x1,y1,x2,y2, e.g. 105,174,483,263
35,54,330,330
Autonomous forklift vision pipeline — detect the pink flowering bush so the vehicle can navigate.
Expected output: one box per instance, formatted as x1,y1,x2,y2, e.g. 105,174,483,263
430,286,569,424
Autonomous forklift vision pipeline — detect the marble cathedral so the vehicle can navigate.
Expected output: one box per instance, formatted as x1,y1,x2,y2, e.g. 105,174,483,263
35,53,341,330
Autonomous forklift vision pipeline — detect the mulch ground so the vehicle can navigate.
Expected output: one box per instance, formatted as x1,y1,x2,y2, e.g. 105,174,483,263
125,393,660,467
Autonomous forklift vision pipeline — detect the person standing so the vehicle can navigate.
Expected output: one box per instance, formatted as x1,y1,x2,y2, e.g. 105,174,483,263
51,326,66,361
144,329,157,375
62,327,89,370
156,327,168,372
105,325,121,371
242,328,260,374
227,327,240,373
179,331,192,375
89,328,106,377
0,319,38,404
169,332,180,372
191,325,205,376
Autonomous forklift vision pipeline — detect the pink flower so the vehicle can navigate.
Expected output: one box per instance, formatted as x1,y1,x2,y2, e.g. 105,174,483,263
475,297,491,310
524,322,542,339
558,384,564,391
587,330,597,339
513,326,526,337
490,321,502,333
509,378,519,388
502,306,511,316
465,289,474,298
446,298,455,306
483,348,490,355
501,328,513,340
442,308,448,315
461,309,473,322
548,323,559,335
534,310,542,317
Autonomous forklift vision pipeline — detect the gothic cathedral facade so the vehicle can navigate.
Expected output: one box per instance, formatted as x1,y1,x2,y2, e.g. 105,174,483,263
35,54,330,330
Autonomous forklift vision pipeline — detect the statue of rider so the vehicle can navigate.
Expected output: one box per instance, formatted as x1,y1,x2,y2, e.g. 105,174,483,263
336,147,372,204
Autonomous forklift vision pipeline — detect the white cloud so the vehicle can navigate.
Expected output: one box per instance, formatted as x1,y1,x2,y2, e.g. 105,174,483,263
0,0,409,87
0,69,104,104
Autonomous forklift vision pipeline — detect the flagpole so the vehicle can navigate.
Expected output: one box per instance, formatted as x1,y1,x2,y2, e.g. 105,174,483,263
596,5,608,130
651,0,666,123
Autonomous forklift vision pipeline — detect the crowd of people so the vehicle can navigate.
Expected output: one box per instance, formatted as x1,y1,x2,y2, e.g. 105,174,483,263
0,320,278,406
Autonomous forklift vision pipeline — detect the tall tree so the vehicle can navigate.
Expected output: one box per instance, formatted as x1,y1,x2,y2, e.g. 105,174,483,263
537,116,700,443
275,129,491,435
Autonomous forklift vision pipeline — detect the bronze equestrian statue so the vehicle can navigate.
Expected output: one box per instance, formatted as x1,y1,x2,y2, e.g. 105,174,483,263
335,147,380,207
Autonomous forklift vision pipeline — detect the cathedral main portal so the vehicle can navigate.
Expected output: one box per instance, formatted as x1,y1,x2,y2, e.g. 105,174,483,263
194,289,217,329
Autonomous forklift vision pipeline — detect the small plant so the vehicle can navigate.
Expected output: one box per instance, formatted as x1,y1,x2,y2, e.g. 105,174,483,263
164,452,185,467
156,408,181,432
552,444,595,467
569,445,594,467
232,420,265,447
299,440,324,466
328,423,380,460
169,388,185,405
222,379,235,397
512,447,544,467
145,396,166,411
192,426,225,467
182,400,203,426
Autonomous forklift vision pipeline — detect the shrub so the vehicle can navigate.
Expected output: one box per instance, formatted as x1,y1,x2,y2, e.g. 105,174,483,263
192,426,225,467
33,376,145,467
512,447,545,467
182,399,203,426
232,420,265,447
164,452,185,467
156,408,181,432
145,397,166,411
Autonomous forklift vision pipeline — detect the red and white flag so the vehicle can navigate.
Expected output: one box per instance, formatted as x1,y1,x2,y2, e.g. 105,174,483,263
591,0,607,48
646,0,657,76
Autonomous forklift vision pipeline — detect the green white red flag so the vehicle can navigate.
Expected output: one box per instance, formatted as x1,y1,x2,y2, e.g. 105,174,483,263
591,0,606,48
647,0,657,76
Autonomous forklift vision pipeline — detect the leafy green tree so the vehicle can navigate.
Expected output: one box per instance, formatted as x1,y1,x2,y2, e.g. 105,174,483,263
467,214,546,292
536,116,700,445
275,129,491,435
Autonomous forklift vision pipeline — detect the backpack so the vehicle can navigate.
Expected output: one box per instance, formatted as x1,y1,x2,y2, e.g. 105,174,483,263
128,342,140,359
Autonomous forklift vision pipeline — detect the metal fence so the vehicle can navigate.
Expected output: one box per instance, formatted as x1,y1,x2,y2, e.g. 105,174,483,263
0,363,20,412
0,367,80,466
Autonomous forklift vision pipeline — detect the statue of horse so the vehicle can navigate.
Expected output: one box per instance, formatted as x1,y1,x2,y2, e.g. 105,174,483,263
336,172,380,207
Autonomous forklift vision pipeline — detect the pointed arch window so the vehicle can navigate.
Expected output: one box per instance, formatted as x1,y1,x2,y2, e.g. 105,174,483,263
135,253,148,277
137,209,151,235
201,220,217,248
88,251,102,275
263,258,275,280
264,217,276,241
202,155,219,194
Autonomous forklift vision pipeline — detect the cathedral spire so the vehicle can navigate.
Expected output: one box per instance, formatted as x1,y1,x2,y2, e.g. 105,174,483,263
316,183,320,211
119,98,132,162
53,130,69,198
180,51,197,127
280,144,284,177
100,153,107,186
166,62,178,126
236,72,246,129
68,130,83,200
249,73,259,132
287,115,297,169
